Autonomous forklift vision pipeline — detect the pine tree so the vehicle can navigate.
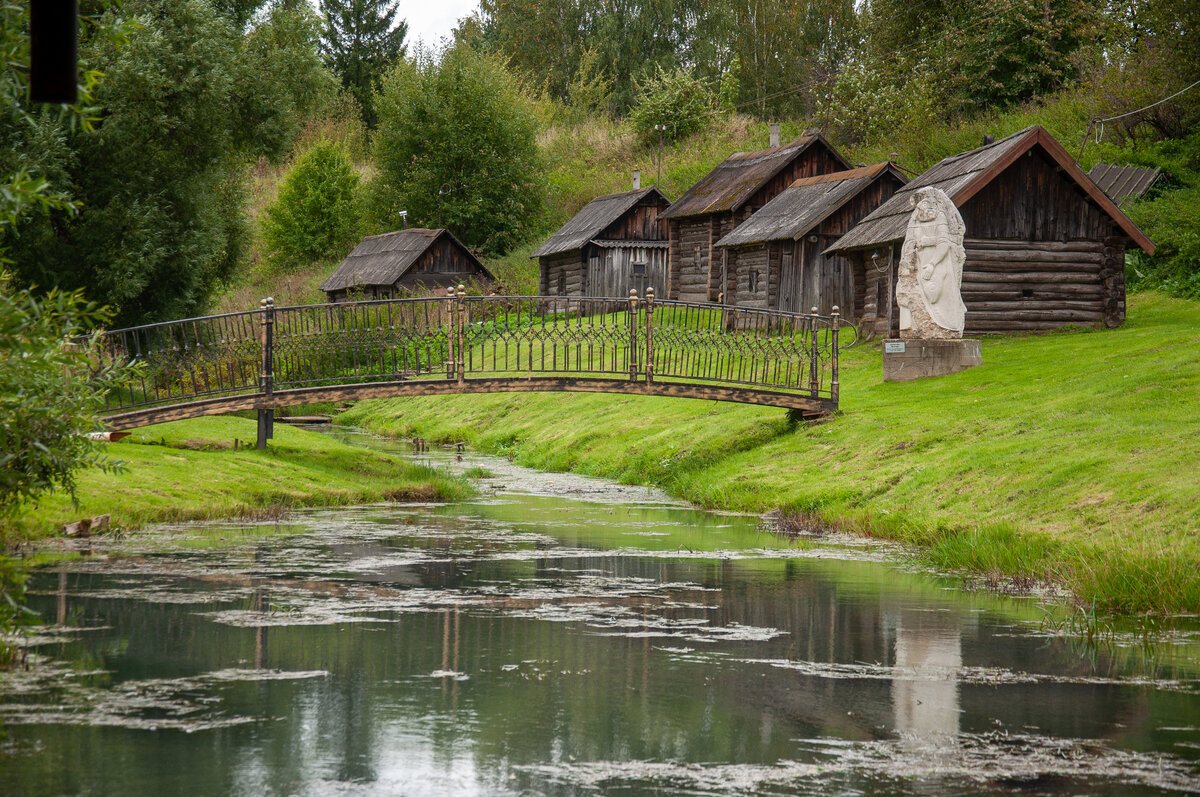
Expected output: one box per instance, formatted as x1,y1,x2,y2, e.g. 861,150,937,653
319,0,407,126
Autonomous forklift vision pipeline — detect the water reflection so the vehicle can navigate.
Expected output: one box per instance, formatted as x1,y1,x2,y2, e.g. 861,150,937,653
892,609,963,740
2,487,1199,796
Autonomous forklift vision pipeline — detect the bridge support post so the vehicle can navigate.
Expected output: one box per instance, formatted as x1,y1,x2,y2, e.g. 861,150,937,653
257,297,275,450
644,287,654,384
809,306,820,398
628,289,639,381
456,284,466,385
830,305,840,404
444,287,456,381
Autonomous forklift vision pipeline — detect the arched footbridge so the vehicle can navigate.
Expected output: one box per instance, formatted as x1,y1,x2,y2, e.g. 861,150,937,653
85,289,844,447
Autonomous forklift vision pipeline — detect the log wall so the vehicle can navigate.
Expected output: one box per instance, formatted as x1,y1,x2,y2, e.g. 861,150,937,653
540,251,584,296
846,151,1132,334
668,144,845,304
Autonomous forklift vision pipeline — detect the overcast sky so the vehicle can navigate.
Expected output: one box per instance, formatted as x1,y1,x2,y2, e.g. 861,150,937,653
402,0,478,49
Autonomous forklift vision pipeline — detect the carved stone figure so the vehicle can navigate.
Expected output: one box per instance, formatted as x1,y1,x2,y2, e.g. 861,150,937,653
896,187,967,339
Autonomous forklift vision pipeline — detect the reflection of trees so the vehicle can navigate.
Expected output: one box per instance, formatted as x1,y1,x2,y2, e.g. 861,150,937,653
14,523,1199,795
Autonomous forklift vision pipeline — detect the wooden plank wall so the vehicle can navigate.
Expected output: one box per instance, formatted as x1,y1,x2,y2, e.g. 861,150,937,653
586,245,668,298
601,197,668,241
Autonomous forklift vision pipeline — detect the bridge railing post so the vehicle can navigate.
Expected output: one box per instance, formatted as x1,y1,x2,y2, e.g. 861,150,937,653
809,306,820,399
644,287,654,384
257,296,275,450
627,289,639,381
445,287,457,380
456,284,466,384
830,306,840,404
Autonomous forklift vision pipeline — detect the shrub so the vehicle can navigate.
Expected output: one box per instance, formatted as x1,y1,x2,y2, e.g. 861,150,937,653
372,44,544,256
628,66,713,145
261,139,363,269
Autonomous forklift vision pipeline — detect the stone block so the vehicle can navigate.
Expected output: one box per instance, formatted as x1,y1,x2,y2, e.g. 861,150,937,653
882,338,982,382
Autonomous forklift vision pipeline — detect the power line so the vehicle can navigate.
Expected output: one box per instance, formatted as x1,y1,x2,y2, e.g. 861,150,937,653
1077,77,1200,161
1094,77,1200,124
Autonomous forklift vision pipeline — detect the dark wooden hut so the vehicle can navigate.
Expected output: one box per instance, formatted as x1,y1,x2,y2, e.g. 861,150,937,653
321,228,493,302
660,134,850,303
714,163,907,315
827,126,1155,334
532,186,671,298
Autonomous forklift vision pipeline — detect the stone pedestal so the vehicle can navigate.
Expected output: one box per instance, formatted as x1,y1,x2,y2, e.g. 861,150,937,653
882,338,981,382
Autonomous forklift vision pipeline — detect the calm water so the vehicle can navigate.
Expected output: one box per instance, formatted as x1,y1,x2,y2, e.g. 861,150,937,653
2,439,1199,796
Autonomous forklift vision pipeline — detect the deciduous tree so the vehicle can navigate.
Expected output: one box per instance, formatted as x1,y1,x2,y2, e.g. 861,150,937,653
372,45,543,255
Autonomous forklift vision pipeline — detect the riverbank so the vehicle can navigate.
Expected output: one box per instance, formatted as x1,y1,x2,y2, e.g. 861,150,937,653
6,417,470,544
337,292,1200,614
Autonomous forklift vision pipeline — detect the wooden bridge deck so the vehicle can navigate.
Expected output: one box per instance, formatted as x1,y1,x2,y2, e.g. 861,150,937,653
87,290,842,438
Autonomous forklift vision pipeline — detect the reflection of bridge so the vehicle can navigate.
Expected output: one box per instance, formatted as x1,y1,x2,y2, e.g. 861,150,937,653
87,288,842,446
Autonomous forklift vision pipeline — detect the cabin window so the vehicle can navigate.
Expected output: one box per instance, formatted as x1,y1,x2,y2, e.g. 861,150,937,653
632,261,647,277
749,270,759,295
557,271,566,295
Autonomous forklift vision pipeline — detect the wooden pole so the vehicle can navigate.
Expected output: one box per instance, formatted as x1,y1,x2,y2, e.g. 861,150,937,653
256,297,274,450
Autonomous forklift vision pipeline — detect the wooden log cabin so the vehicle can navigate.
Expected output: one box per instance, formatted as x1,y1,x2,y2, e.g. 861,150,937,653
321,228,493,302
659,133,850,304
826,126,1155,334
532,186,671,298
714,163,907,315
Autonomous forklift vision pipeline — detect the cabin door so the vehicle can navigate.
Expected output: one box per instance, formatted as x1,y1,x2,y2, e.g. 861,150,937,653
586,251,603,297
778,244,803,313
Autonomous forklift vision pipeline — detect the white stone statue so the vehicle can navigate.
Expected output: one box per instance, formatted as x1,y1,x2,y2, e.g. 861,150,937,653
896,187,967,339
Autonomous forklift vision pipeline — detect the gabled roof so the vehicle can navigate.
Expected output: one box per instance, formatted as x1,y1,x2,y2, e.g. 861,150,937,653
320,228,491,292
660,134,851,220
714,163,907,248
531,186,670,258
827,126,1155,255
1087,162,1162,204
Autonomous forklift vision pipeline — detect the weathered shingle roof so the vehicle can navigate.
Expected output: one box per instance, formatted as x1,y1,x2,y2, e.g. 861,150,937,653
1087,162,1162,204
714,163,906,248
828,126,1155,255
531,186,670,258
660,134,850,220
320,228,490,292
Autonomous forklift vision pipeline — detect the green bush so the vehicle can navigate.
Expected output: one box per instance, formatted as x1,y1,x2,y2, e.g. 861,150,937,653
372,44,544,256
628,66,713,145
261,139,364,269
1126,186,1200,298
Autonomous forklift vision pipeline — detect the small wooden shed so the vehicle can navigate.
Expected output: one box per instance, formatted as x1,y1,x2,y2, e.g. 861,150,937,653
714,163,907,315
532,186,671,298
660,134,850,303
321,228,493,302
827,126,1155,334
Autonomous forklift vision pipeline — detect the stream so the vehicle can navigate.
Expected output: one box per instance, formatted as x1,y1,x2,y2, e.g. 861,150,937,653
2,429,1199,795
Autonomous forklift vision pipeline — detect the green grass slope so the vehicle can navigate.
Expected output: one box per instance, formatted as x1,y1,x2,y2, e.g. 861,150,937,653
338,293,1200,613
11,417,469,540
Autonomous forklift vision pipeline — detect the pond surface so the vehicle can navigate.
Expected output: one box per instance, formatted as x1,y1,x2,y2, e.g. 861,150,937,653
3,435,1200,796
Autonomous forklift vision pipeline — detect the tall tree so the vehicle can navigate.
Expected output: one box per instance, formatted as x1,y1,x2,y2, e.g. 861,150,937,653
319,0,407,126
2,0,308,325
372,44,544,255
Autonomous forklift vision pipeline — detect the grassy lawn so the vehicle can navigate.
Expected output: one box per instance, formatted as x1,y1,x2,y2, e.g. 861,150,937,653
337,292,1200,613
9,416,469,541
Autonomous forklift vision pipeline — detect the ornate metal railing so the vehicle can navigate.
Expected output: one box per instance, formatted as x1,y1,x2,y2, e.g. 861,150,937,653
86,289,842,433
